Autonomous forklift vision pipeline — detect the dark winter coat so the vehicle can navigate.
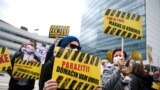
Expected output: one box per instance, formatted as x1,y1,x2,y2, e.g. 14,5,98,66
7,51,40,90
129,73,150,90
39,36,80,90
102,65,125,90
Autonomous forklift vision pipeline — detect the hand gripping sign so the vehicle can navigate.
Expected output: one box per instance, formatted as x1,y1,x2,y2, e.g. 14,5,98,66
0,47,12,72
52,46,101,90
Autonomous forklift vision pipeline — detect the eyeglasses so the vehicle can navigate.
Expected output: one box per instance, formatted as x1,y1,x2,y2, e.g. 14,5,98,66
69,44,81,51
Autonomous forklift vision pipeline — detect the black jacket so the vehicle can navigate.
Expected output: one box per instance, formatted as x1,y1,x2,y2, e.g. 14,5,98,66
39,36,81,90
39,59,54,90
129,74,150,90
44,44,55,64
7,51,40,90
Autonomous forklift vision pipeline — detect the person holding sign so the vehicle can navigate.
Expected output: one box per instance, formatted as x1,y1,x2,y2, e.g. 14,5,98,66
39,36,81,90
7,41,40,90
101,59,110,76
101,48,128,90
128,63,156,90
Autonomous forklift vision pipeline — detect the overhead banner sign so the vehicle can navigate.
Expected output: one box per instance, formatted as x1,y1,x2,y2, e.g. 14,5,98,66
104,9,142,40
52,46,101,90
0,47,12,72
12,58,42,80
49,25,70,38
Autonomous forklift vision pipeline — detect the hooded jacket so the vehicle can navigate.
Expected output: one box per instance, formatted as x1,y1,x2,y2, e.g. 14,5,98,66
102,65,125,90
39,36,80,90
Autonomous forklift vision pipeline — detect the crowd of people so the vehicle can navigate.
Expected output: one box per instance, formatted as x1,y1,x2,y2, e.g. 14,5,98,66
6,35,160,90
101,49,160,90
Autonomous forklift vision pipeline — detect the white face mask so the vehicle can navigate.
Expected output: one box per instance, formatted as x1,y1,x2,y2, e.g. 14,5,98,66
21,47,26,52
129,63,133,67
104,62,108,67
113,56,121,65
25,45,35,53
72,48,78,51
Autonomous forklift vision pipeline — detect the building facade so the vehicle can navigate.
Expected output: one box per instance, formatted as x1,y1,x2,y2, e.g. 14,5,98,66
145,0,160,67
80,0,160,67
0,20,53,57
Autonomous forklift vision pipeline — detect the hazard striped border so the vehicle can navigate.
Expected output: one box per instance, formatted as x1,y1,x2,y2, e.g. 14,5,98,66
55,47,101,67
54,47,101,90
104,9,142,40
12,58,41,79
0,47,12,72
49,25,70,38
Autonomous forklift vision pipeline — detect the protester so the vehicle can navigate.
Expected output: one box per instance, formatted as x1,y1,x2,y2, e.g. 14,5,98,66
19,43,27,53
129,63,150,90
147,70,156,90
13,43,27,56
153,70,160,81
101,48,128,90
7,41,40,90
101,59,109,75
39,36,81,90
35,43,47,64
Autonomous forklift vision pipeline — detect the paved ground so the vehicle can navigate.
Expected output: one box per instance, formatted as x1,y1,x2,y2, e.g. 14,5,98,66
0,71,39,90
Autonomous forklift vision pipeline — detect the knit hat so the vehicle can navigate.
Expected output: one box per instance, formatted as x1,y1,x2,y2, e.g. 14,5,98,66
57,36,80,48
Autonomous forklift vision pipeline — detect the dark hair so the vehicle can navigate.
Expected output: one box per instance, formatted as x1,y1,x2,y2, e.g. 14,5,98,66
112,48,127,59
132,63,147,78
30,40,37,47
18,43,27,51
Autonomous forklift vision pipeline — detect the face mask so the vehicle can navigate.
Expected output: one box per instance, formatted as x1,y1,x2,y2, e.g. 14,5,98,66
136,61,141,64
113,56,121,65
129,63,133,67
104,62,108,67
72,48,78,51
25,45,35,53
21,47,26,52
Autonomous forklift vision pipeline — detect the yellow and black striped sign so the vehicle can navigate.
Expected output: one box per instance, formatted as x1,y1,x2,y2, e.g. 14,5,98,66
106,50,113,63
131,50,142,60
52,46,101,90
104,9,142,40
49,25,70,38
12,58,42,79
152,82,160,90
0,47,12,72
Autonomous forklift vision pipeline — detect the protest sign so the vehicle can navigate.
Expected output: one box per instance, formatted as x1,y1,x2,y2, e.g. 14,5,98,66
106,50,113,63
49,25,70,38
0,47,12,72
12,58,42,79
52,46,101,90
104,9,142,40
131,50,142,60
